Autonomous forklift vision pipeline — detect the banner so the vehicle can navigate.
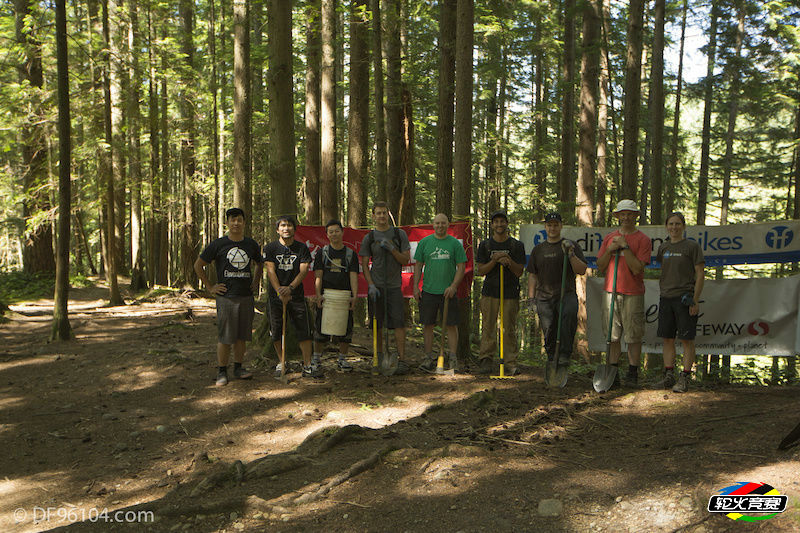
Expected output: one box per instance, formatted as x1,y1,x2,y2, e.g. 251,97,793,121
293,222,473,298
520,220,800,267
585,276,800,356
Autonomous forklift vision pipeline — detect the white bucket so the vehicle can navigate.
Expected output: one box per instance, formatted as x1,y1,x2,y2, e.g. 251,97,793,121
321,289,351,336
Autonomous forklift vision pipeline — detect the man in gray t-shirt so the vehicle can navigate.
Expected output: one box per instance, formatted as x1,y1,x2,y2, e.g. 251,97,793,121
359,202,411,374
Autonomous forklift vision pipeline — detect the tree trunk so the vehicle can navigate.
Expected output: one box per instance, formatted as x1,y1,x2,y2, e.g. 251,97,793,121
621,0,645,201
157,24,169,286
251,0,267,241
209,0,220,240
533,22,547,219
371,0,387,201
304,1,321,224
128,0,146,290
180,0,199,287
697,0,719,226
52,0,72,340
146,3,160,285
666,0,687,216
595,0,610,224
384,0,403,216
268,0,296,219
320,0,338,222
577,0,600,225
435,0,457,218
347,0,369,228
454,0,473,363
233,0,252,224
649,0,666,224
720,2,745,226
398,86,415,225
16,0,55,274
560,0,576,210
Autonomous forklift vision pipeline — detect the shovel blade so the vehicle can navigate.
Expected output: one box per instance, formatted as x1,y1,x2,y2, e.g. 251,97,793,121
555,365,569,388
593,364,617,392
544,359,557,386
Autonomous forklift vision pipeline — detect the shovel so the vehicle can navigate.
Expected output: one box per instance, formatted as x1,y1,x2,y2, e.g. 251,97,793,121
435,297,455,376
593,252,620,392
278,298,288,384
371,293,379,375
492,266,514,380
547,250,570,387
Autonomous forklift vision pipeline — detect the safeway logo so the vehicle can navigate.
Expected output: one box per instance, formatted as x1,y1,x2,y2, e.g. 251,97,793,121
765,226,793,249
747,321,770,336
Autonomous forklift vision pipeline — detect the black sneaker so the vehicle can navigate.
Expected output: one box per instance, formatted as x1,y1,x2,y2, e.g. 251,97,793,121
623,372,638,388
393,359,411,376
233,366,253,380
337,356,353,372
478,358,493,375
419,354,437,373
303,362,325,379
215,370,228,387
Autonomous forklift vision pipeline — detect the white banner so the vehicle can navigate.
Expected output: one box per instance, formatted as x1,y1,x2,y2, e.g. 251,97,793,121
520,220,800,267
585,276,800,356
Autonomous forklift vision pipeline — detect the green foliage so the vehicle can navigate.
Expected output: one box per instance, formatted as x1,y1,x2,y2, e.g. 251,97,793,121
0,271,54,303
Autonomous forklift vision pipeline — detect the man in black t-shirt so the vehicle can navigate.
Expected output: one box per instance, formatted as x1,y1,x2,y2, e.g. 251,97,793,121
475,210,527,375
195,207,263,386
264,215,319,378
525,211,587,371
312,219,359,371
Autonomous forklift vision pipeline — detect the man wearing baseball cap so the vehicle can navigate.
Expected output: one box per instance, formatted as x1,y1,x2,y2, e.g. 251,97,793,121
475,210,527,375
596,199,652,387
526,211,587,374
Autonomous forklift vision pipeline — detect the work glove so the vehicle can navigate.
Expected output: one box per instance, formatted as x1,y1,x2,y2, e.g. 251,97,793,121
379,238,396,252
368,284,380,301
561,239,575,256
526,297,537,313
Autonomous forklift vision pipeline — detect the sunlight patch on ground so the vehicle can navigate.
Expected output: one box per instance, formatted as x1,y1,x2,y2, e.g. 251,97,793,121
0,357,54,373
397,457,495,497
106,368,162,392
0,396,23,411
0,471,70,531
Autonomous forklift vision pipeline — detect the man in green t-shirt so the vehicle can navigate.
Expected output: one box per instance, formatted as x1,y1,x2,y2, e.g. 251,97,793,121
413,214,467,372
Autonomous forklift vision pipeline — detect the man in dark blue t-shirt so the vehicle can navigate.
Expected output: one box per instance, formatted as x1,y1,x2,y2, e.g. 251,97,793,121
195,208,263,386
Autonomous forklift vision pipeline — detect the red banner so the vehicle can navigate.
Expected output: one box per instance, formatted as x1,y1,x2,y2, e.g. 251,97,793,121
294,222,474,298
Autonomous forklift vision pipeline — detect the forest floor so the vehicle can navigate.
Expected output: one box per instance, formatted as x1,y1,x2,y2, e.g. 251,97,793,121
1,280,800,533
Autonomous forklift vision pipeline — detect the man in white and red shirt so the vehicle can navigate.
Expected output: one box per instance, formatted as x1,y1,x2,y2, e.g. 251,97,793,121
596,199,652,387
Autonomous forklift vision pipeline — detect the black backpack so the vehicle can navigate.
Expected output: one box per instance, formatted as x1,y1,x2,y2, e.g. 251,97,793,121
321,244,356,270
362,227,403,256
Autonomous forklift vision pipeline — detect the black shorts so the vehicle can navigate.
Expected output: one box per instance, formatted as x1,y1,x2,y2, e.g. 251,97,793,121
419,291,460,326
657,296,698,340
268,296,313,342
216,295,255,344
367,286,405,329
314,306,354,343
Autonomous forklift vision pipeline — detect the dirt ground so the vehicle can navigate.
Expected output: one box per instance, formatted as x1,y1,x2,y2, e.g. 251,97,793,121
1,282,800,533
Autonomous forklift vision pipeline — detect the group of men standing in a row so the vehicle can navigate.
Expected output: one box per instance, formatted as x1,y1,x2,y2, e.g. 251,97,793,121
195,198,704,393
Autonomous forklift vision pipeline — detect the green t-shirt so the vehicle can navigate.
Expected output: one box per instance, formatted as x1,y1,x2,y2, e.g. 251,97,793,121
414,234,467,294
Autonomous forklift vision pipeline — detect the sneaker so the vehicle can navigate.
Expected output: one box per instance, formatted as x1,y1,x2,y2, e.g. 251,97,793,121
337,356,353,372
478,358,493,375
448,352,459,372
419,354,437,373
623,372,638,388
393,359,411,376
651,370,676,389
673,371,690,393
215,370,228,386
303,362,325,379
233,366,253,380
274,363,284,380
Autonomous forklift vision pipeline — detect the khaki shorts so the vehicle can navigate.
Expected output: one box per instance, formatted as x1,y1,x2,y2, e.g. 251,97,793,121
602,293,644,344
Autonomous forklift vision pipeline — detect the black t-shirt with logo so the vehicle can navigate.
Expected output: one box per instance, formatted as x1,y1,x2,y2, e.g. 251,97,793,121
312,245,359,291
476,236,526,299
525,239,586,300
263,239,312,298
199,236,262,297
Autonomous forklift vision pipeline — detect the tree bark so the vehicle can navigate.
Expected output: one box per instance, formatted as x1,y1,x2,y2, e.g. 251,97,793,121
595,0,610,224
251,0,267,242
16,0,55,274
233,0,252,224
720,2,745,226
52,0,72,340
697,0,719,225
146,3,160,286
128,0,146,290
347,0,369,228
577,0,600,225
666,0,687,216
435,0,457,218
621,0,645,201
384,0,403,216
560,0,576,210
179,0,199,287
320,0,338,222
398,86,415,225
371,0,387,201
649,0,666,224
304,1,321,224
268,0,297,219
